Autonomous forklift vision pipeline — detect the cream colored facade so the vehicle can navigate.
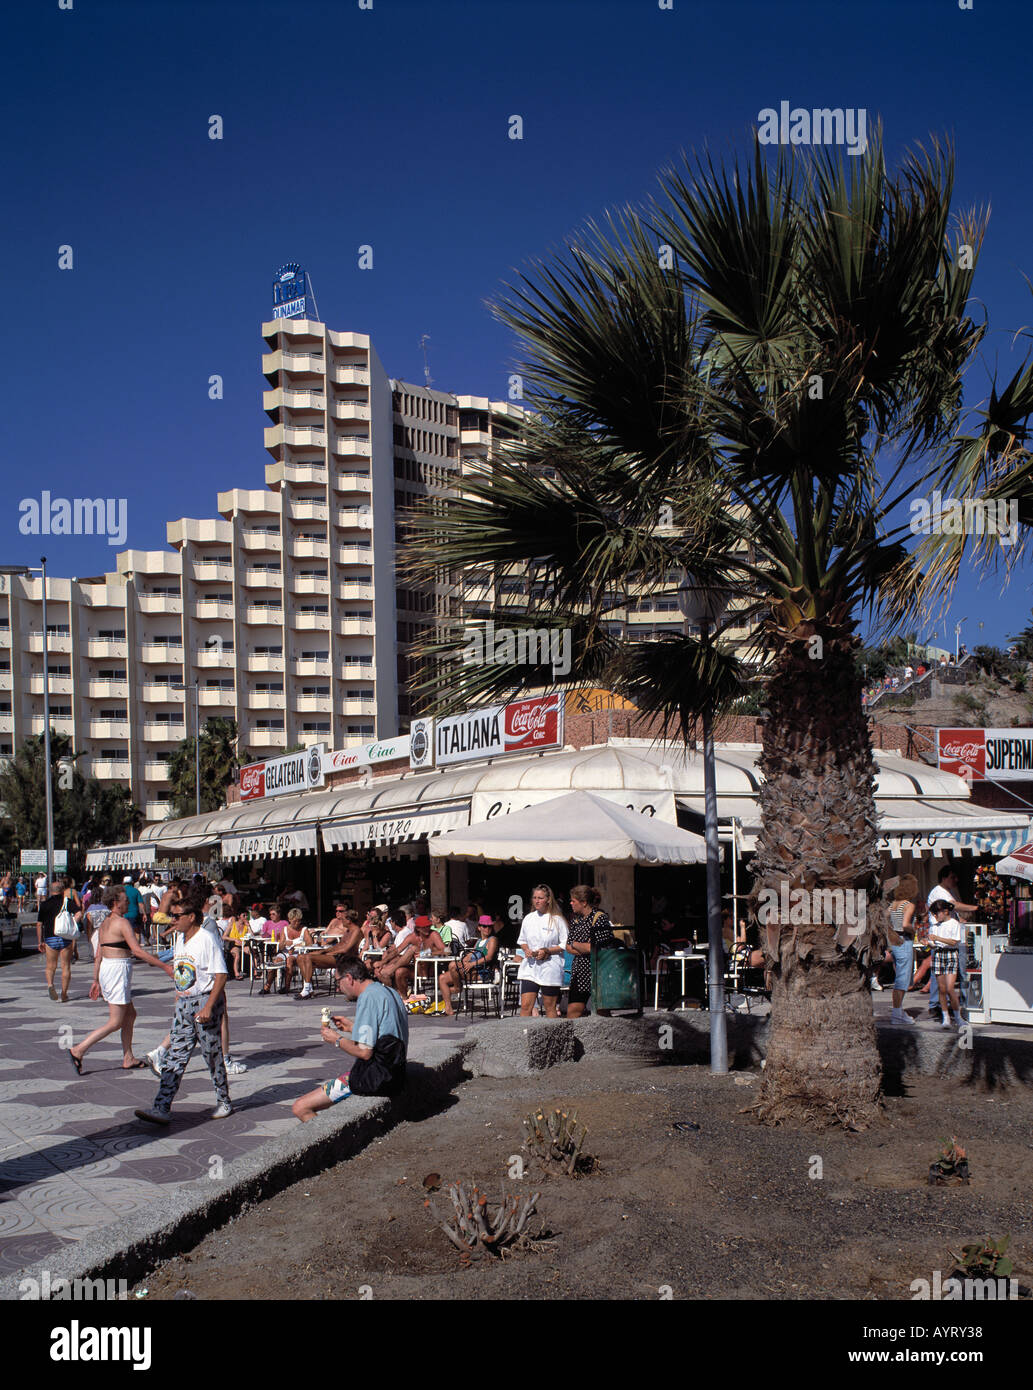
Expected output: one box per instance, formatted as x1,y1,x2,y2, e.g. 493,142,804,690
0,319,757,826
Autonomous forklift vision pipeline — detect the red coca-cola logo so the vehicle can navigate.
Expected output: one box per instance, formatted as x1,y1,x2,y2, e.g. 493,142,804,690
240,763,266,799
505,696,560,749
942,742,981,761
938,728,985,780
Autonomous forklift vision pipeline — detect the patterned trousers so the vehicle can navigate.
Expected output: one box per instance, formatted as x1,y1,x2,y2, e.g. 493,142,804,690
154,993,230,1113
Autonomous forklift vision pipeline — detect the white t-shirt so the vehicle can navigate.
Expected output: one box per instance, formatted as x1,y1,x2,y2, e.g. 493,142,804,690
247,915,267,936
517,911,568,988
932,914,962,946
393,924,415,952
172,928,228,996
927,884,955,908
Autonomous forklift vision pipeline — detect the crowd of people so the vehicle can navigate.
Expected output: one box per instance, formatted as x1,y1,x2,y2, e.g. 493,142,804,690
29,868,626,1126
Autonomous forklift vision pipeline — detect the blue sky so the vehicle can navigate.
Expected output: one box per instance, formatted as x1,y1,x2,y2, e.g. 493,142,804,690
5,0,1033,651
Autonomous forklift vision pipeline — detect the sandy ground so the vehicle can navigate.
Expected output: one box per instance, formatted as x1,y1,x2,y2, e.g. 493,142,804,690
135,1058,1033,1301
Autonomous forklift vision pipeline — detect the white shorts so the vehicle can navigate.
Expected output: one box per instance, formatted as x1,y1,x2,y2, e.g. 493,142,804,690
98,958,133,1005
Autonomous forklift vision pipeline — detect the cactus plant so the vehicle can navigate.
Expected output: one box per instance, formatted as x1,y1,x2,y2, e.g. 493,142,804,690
928,1136,970,1186
950,1236,1013,1278
522,1106,595,1177
430,1181,543,1258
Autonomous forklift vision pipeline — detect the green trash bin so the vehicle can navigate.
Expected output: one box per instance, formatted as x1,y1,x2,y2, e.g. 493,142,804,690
590,943,642,1015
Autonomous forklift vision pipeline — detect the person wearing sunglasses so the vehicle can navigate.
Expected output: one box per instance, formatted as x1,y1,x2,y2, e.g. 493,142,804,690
135,888,233,1126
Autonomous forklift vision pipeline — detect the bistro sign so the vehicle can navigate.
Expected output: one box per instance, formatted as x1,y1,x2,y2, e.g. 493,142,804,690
938,728,1033,782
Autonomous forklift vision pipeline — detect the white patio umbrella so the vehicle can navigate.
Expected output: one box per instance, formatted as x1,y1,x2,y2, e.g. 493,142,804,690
428,790,706,864
996,839,1033,883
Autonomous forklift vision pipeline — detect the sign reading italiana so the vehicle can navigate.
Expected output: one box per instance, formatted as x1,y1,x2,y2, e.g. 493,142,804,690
412,695,564,769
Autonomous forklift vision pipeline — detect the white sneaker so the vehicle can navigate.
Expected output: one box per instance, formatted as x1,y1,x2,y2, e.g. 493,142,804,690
211,1101,232,1119
299,984,313,998
870,979,883,991
224,1057,247,1074
145,1047,167,1078
941,1016,953,1028
892,1010,915,1025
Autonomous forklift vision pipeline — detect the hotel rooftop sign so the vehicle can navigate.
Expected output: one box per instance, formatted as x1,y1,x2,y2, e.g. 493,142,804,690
272,263,310,320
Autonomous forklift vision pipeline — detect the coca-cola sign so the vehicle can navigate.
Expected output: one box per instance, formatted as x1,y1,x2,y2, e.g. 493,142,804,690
240,763,266,800
504,695,562,753
938,727,1033,782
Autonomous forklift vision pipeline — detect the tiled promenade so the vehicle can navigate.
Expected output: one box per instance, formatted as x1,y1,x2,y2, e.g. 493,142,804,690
0,941,463,1277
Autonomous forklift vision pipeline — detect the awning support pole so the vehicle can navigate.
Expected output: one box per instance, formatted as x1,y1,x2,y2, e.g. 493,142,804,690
316,821,323,929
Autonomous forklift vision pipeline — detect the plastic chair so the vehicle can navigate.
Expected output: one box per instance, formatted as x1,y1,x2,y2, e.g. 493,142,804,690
457,966,503,1019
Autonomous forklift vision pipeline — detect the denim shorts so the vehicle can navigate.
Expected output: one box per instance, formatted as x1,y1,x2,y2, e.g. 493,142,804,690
888,938,914,992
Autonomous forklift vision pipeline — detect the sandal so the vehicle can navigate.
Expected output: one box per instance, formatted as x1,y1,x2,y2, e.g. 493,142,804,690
69,1050,83,1075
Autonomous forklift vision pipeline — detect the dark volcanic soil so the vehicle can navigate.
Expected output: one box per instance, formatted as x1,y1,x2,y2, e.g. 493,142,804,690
136,1060,1033,1301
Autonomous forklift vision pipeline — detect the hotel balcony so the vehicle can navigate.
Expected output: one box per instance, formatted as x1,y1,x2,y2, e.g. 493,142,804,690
292,659,331,677
268,461,327,487
88,720,131,739
137,594,182,614
290,540,329,560
288,499,329,523
91,760,131,779
142,722,184,741
247,692,285,711
338,618,375,637
335,547,372,565
334,509,372,529
84,639,127,659
340,698,376,715
247,730,287,751
262,350,325,378
265,424,328,452
192,562,234,584
198,689,234,709
294,695,331,713
195,600,235,621
243,606,284,625
333,437,371,458
30,675,74,696
242,567,281,588
291,613,329,631
196,646,234,668
331,401,371,423
263,387,325,414
140,683,184,703
339,662,374,678
291,576,330,596
0,672,11,692
332,366,370,386
336,582,374,601
240,531,282,551
139,644,183,663
333,472,372,494
144,800,174,820
246,654,284,674
28,634,73,654
143,760,172,778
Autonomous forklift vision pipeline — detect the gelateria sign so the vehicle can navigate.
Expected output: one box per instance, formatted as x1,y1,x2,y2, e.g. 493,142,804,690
938,728,1033,782
239,744,326,801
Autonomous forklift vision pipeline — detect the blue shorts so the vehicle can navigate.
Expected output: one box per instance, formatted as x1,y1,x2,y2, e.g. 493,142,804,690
44,936,74,951
321,1077,353,1104
889,938,914,991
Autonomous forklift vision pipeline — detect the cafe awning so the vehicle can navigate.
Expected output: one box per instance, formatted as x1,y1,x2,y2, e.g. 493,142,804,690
997,839,1033,882
428,791,706,865
85,839,214,870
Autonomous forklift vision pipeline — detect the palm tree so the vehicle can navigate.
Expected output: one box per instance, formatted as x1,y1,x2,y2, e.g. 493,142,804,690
167,718,250,819
407,133,994,1128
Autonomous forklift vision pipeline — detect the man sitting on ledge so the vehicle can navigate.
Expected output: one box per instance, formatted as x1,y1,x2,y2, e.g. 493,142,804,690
292,955,409,1122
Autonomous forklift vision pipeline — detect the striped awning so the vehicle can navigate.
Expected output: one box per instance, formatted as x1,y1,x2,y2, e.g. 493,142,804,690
322,804,470,851
221,827,318,861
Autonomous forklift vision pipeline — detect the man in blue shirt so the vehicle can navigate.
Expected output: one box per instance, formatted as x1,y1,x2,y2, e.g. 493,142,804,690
291,956,409,1122
122,876,143,935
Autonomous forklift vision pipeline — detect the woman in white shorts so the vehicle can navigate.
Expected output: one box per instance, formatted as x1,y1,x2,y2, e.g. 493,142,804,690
68,888,174,1074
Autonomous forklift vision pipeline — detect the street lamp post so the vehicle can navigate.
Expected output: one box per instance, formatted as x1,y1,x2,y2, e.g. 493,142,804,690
677,575,730,1075
40,558,55,886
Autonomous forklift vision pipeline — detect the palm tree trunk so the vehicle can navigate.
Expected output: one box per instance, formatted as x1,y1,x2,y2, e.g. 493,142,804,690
751,631,885,1128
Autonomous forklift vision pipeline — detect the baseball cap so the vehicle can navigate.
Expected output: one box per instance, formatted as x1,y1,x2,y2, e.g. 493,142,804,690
123,876,133,883
414,915,431,928
375,903,389,913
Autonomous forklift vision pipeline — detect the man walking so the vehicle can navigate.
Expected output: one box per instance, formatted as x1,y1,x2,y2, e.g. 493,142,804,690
135,887,232,1126
292,956,408,1121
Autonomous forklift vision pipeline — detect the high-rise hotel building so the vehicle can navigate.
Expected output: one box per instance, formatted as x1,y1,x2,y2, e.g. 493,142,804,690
0,309,527,823
0,288,757,824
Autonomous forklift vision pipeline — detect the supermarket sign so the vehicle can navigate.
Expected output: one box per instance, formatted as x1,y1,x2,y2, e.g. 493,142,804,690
938,728,1033,782
411,694,564,769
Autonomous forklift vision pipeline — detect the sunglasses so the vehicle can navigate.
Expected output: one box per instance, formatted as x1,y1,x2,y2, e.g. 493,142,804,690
170,910,195,919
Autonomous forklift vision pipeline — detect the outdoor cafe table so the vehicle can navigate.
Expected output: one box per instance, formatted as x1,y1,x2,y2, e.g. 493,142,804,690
413,954,452,1007
654,952,708,1010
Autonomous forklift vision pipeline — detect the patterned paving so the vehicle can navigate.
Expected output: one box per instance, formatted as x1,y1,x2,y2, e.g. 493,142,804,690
0,942,467,1275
